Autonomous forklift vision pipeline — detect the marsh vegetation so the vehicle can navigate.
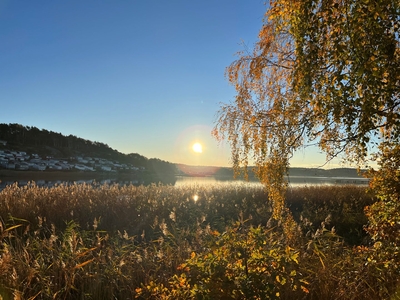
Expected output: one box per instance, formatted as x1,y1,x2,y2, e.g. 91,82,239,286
0,182,398,299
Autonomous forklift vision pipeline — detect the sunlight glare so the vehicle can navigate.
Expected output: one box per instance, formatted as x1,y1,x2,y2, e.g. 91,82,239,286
192,142,203,153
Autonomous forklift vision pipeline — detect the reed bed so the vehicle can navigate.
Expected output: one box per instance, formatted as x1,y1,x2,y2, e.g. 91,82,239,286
0,182,398,299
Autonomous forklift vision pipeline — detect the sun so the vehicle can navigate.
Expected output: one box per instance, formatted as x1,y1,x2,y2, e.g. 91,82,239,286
192,142,203,153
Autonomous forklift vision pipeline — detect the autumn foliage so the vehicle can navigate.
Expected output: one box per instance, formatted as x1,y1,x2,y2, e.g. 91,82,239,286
1,182,399,299
213,0,399,297
214,0,399,217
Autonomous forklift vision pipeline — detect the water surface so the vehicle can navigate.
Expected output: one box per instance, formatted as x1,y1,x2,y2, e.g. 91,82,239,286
0,175,368,191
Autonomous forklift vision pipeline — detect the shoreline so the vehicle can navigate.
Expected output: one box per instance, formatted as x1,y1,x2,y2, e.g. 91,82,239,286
0,169,124,182
0,169,177,186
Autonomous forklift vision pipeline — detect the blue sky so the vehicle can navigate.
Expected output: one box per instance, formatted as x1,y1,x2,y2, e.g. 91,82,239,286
0,1,340,168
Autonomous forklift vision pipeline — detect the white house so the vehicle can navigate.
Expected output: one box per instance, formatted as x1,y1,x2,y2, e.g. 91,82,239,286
101,166,112,172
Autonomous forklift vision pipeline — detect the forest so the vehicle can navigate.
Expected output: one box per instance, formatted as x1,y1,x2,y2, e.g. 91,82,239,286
0,123,147,166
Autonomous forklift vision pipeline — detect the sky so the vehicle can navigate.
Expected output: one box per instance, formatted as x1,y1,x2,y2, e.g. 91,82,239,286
0,0,344,168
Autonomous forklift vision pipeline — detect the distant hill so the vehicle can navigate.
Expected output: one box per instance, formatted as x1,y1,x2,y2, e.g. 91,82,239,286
0,123,147,165
176,164,365,179
0,123,176,182
288,167,365,178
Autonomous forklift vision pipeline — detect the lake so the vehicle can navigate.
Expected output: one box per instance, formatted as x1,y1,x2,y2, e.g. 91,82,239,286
175,175,369,188
0,175,369,191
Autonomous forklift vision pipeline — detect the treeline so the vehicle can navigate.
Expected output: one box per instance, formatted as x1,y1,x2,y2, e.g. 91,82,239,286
0,123,127,160
0,123,176,178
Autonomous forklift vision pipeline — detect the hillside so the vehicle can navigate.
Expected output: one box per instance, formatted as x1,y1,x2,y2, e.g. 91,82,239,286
0,123,147,165
0,123,176,183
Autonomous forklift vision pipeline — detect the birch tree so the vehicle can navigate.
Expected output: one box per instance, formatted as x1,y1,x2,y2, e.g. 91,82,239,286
214,0,399,222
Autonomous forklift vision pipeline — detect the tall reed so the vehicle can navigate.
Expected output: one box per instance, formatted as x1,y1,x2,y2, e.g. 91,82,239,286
1,182,397,299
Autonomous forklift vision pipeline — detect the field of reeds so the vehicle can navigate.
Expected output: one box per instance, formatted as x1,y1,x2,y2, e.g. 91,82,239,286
0,182,399,299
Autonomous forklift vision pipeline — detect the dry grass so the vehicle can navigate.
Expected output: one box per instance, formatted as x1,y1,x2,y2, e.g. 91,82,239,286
0,182,398,299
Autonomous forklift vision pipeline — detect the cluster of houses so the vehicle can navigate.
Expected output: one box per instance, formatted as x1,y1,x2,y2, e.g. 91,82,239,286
0,149,144,173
